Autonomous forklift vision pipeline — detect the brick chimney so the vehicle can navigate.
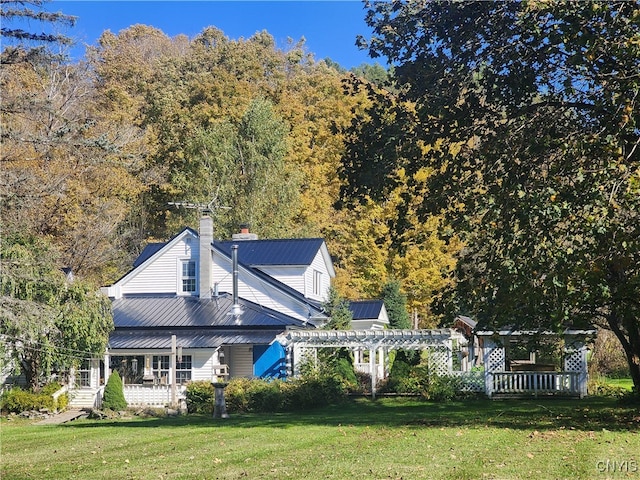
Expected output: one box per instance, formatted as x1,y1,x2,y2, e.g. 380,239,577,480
232,223,258,241
199,213,213,299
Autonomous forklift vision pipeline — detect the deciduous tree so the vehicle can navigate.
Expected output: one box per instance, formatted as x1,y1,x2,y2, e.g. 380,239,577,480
0,234,113,389
343,1,640,392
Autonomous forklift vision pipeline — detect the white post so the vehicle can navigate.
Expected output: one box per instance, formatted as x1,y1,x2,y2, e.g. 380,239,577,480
369,347,376,399
104,352,110,385
171,334,177,407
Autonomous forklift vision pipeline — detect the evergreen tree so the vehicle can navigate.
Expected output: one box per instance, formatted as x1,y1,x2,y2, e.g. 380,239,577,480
102,371,127,411
381,280,410,329
322,287,352,330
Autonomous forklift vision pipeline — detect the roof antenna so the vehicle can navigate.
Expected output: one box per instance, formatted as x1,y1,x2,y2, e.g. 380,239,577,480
168,186,232,217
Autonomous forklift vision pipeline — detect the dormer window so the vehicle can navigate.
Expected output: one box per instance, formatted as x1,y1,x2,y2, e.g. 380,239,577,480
181,260,196,293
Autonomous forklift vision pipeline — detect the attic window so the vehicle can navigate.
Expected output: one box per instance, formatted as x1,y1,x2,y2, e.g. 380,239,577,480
185,237,192,255
181,260,196,293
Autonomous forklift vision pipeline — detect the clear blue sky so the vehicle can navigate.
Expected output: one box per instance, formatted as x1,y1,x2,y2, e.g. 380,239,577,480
48,1,378,69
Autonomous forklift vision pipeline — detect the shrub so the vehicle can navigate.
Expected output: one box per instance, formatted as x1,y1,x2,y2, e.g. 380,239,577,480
588,376,627,398
56,392,69,411
185,381,215,414
102,371,127,411
0,388,56,413
424,375,458,402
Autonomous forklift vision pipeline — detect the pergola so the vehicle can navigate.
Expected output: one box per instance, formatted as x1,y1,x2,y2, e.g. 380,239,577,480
476,328,596,398
276,329,468,397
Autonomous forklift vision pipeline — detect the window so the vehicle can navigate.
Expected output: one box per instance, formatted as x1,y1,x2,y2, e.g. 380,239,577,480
181,260,196,293
79,359,91,387
152,355,170,383
313,270,322,296
176,355,192,384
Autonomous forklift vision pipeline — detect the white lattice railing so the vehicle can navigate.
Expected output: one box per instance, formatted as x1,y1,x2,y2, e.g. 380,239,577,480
124,385,187,407
450,370,486,392
490,372,580,397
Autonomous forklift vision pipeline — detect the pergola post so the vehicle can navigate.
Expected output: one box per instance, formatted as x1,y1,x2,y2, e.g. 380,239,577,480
369,347,376,399
482,338,505,398
564,335,589,398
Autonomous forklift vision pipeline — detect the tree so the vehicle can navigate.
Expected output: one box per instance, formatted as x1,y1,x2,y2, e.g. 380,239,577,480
323,287,353,330
0,234,113,390
102,371,127,411
343,2,640,392
381,280,410,329
1,0,76,63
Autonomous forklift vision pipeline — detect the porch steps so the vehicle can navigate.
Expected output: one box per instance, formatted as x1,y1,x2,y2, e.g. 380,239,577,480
68,388,100,409
34,408,88,425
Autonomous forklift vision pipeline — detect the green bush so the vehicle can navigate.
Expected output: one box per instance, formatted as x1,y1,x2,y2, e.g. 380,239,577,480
424,375,458,402
198,374,348,414
56,392,69,411
102,371,127,411
41,382,63,395
185,381,215,414
588,376,627,398
0,388,56,413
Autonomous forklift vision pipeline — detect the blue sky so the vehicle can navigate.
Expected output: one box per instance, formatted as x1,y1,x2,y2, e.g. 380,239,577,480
46,1,378,69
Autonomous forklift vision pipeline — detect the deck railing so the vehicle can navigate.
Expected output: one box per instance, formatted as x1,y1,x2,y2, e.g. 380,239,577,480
489,371,581,397
124,384,187,407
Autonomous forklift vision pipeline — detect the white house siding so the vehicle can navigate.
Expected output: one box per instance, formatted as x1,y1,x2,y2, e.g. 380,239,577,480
211,251,314,322
304,250,332,302
191,349,218,382
228,345,253,378
117,234,199,297
255,266,306,296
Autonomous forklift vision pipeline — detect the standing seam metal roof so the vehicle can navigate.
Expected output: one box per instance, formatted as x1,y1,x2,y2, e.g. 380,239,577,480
214,238,325,266
112,294,308,329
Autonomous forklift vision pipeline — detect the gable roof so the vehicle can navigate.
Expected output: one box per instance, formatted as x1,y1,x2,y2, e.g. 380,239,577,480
214,238,326,267
349,300,385,320
132,243,166,268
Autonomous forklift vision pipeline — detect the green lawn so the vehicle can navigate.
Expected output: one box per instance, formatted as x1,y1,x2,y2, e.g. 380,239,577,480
1,397,638,480
606,378,635,391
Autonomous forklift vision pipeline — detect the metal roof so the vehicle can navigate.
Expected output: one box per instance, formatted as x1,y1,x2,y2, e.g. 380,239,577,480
132,243,166,267
349,300,384,320
112,295,308,329
109,329,282,349
214,238,325,266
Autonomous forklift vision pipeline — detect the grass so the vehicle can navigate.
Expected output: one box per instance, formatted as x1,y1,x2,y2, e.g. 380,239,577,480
606,378,635,391
1,396,639,480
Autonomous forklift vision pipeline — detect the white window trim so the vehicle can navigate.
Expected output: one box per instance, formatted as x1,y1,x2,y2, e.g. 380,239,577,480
177,258,197,296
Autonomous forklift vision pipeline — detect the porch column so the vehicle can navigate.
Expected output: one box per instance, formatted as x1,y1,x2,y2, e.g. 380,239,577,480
104,351,110,385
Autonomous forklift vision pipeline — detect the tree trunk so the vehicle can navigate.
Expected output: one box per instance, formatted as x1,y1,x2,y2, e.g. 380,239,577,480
607,313,640,395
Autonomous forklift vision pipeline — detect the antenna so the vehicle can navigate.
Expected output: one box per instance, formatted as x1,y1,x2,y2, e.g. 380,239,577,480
168,187,232,215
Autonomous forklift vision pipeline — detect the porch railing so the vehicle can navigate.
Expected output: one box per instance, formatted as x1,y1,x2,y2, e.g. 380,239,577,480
354,363,385,379
124,384,187,407
490,371,581,397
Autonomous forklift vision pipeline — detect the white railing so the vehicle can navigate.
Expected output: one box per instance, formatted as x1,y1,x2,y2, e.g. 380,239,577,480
124,385,186,407
450,370,485,392
354,363,385,379
490,371,580,397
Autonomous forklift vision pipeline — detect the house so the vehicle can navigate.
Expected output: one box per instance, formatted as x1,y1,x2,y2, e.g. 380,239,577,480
71,214,337,408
